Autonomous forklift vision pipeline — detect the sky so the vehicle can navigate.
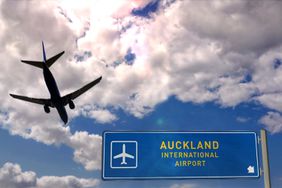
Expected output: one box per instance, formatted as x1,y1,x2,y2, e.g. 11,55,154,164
0,0,282,187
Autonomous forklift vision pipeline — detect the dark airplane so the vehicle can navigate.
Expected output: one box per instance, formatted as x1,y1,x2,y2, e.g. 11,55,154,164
10,42,102,124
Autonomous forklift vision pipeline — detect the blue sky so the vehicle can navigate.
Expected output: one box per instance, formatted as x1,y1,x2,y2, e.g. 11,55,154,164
1,0,282,188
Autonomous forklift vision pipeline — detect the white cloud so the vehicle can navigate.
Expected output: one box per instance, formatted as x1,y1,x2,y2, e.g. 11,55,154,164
257,93,282,112
169,183,198,188
2,0,282,121
80,105,117,124
68,131,102,171
0,162,99,188
0,114,102,171
236,117,250,123
0,163,36,188
37,176,99,188
259,112,282,134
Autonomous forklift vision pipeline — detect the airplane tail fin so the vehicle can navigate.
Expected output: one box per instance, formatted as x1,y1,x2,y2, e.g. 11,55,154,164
42,41,47,63
21,42,65,69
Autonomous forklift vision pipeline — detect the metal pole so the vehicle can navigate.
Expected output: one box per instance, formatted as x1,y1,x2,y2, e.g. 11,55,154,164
260,129,271,188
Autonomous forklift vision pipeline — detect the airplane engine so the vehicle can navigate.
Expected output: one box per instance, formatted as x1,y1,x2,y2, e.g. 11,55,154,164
69,100,75,109
44,105,50,113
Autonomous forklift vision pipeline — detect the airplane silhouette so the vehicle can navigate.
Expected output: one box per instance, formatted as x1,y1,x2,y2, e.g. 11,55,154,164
10,42,102,124
113,144,135,165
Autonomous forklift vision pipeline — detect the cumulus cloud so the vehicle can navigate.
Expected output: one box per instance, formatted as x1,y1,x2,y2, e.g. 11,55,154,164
0,163,36,188
72,0,282,116
0,0,124,171
169,183,198,188
68,131,102,171
0,163,99,188
0,112,102,170
80,105,117,124
259,112,282,134
236,116,250,123
3,0,282,121
37,176,99,188
0,109,101,170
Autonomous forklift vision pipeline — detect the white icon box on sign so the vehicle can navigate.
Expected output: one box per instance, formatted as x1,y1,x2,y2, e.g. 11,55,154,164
110,141,138,169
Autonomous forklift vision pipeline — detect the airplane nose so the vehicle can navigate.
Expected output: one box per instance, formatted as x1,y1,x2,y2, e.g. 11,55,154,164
63,117,68,124
62,115,68,124
56,106,68,124
58,109,68,124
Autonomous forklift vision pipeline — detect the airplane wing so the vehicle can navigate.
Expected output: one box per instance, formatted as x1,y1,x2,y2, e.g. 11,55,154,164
10,94,52,106
113,154,123,159
61,76,102,105
124,153,134,159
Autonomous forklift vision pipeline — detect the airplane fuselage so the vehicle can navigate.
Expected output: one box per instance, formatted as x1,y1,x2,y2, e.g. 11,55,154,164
42,63,68,123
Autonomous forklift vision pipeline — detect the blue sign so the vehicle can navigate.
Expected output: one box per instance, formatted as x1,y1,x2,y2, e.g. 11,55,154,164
102,132,259,179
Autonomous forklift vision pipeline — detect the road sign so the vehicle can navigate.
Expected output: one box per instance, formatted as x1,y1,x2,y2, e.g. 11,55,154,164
102,132,259,180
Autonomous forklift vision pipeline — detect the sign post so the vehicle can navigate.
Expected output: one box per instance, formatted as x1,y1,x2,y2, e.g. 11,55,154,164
260,129,271,188
102,131,259,180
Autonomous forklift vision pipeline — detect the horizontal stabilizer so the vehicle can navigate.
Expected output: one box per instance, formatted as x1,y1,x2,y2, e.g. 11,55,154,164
21,51,64,68
45,51,65,67
20,60,43,68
